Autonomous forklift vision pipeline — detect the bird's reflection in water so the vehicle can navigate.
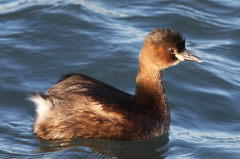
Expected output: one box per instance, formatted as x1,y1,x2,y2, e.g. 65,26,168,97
36,133,169,158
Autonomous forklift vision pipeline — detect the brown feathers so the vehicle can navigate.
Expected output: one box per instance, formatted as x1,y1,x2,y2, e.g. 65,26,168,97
29,28,200,140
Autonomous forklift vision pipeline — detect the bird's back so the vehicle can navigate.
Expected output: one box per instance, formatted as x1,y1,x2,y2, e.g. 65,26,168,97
31,74,149,140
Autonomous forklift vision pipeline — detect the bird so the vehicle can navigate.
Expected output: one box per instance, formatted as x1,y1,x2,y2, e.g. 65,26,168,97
29,28,202,140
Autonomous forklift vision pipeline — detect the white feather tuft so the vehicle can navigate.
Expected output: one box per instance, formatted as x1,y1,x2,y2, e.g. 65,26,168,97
29,94,52,122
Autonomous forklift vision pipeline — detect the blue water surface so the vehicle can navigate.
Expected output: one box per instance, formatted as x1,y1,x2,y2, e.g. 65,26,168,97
0,0,240,158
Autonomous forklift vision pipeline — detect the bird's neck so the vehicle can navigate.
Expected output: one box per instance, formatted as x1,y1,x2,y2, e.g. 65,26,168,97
133,64,169,120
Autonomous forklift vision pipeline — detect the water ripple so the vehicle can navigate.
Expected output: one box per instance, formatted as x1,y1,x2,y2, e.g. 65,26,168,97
176,132,240,149
0,0,240,158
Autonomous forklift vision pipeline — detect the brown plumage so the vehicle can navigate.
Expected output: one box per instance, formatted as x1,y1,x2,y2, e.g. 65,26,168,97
29,28,202,140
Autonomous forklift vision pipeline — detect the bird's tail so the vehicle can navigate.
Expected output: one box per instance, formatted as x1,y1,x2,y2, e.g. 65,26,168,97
28,92,52,122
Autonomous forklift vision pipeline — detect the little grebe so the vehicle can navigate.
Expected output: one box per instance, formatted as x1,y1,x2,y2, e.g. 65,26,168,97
29,28,202,140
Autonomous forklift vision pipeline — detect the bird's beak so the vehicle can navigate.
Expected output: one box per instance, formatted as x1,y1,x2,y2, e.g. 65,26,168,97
175,49,202,62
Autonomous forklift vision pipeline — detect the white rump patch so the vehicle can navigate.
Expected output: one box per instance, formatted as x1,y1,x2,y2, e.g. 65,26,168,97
29,95,52,122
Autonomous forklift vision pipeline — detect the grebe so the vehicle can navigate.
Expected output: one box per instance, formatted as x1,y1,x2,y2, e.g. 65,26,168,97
29,28,202,140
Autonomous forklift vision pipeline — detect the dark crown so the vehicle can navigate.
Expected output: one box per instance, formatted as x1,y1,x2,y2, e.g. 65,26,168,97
145,28,185,51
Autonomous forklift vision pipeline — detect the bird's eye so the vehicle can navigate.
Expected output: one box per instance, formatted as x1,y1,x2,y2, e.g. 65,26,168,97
167,48,175,54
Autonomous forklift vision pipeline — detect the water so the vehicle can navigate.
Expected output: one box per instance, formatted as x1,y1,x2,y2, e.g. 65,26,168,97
0,0,239,158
